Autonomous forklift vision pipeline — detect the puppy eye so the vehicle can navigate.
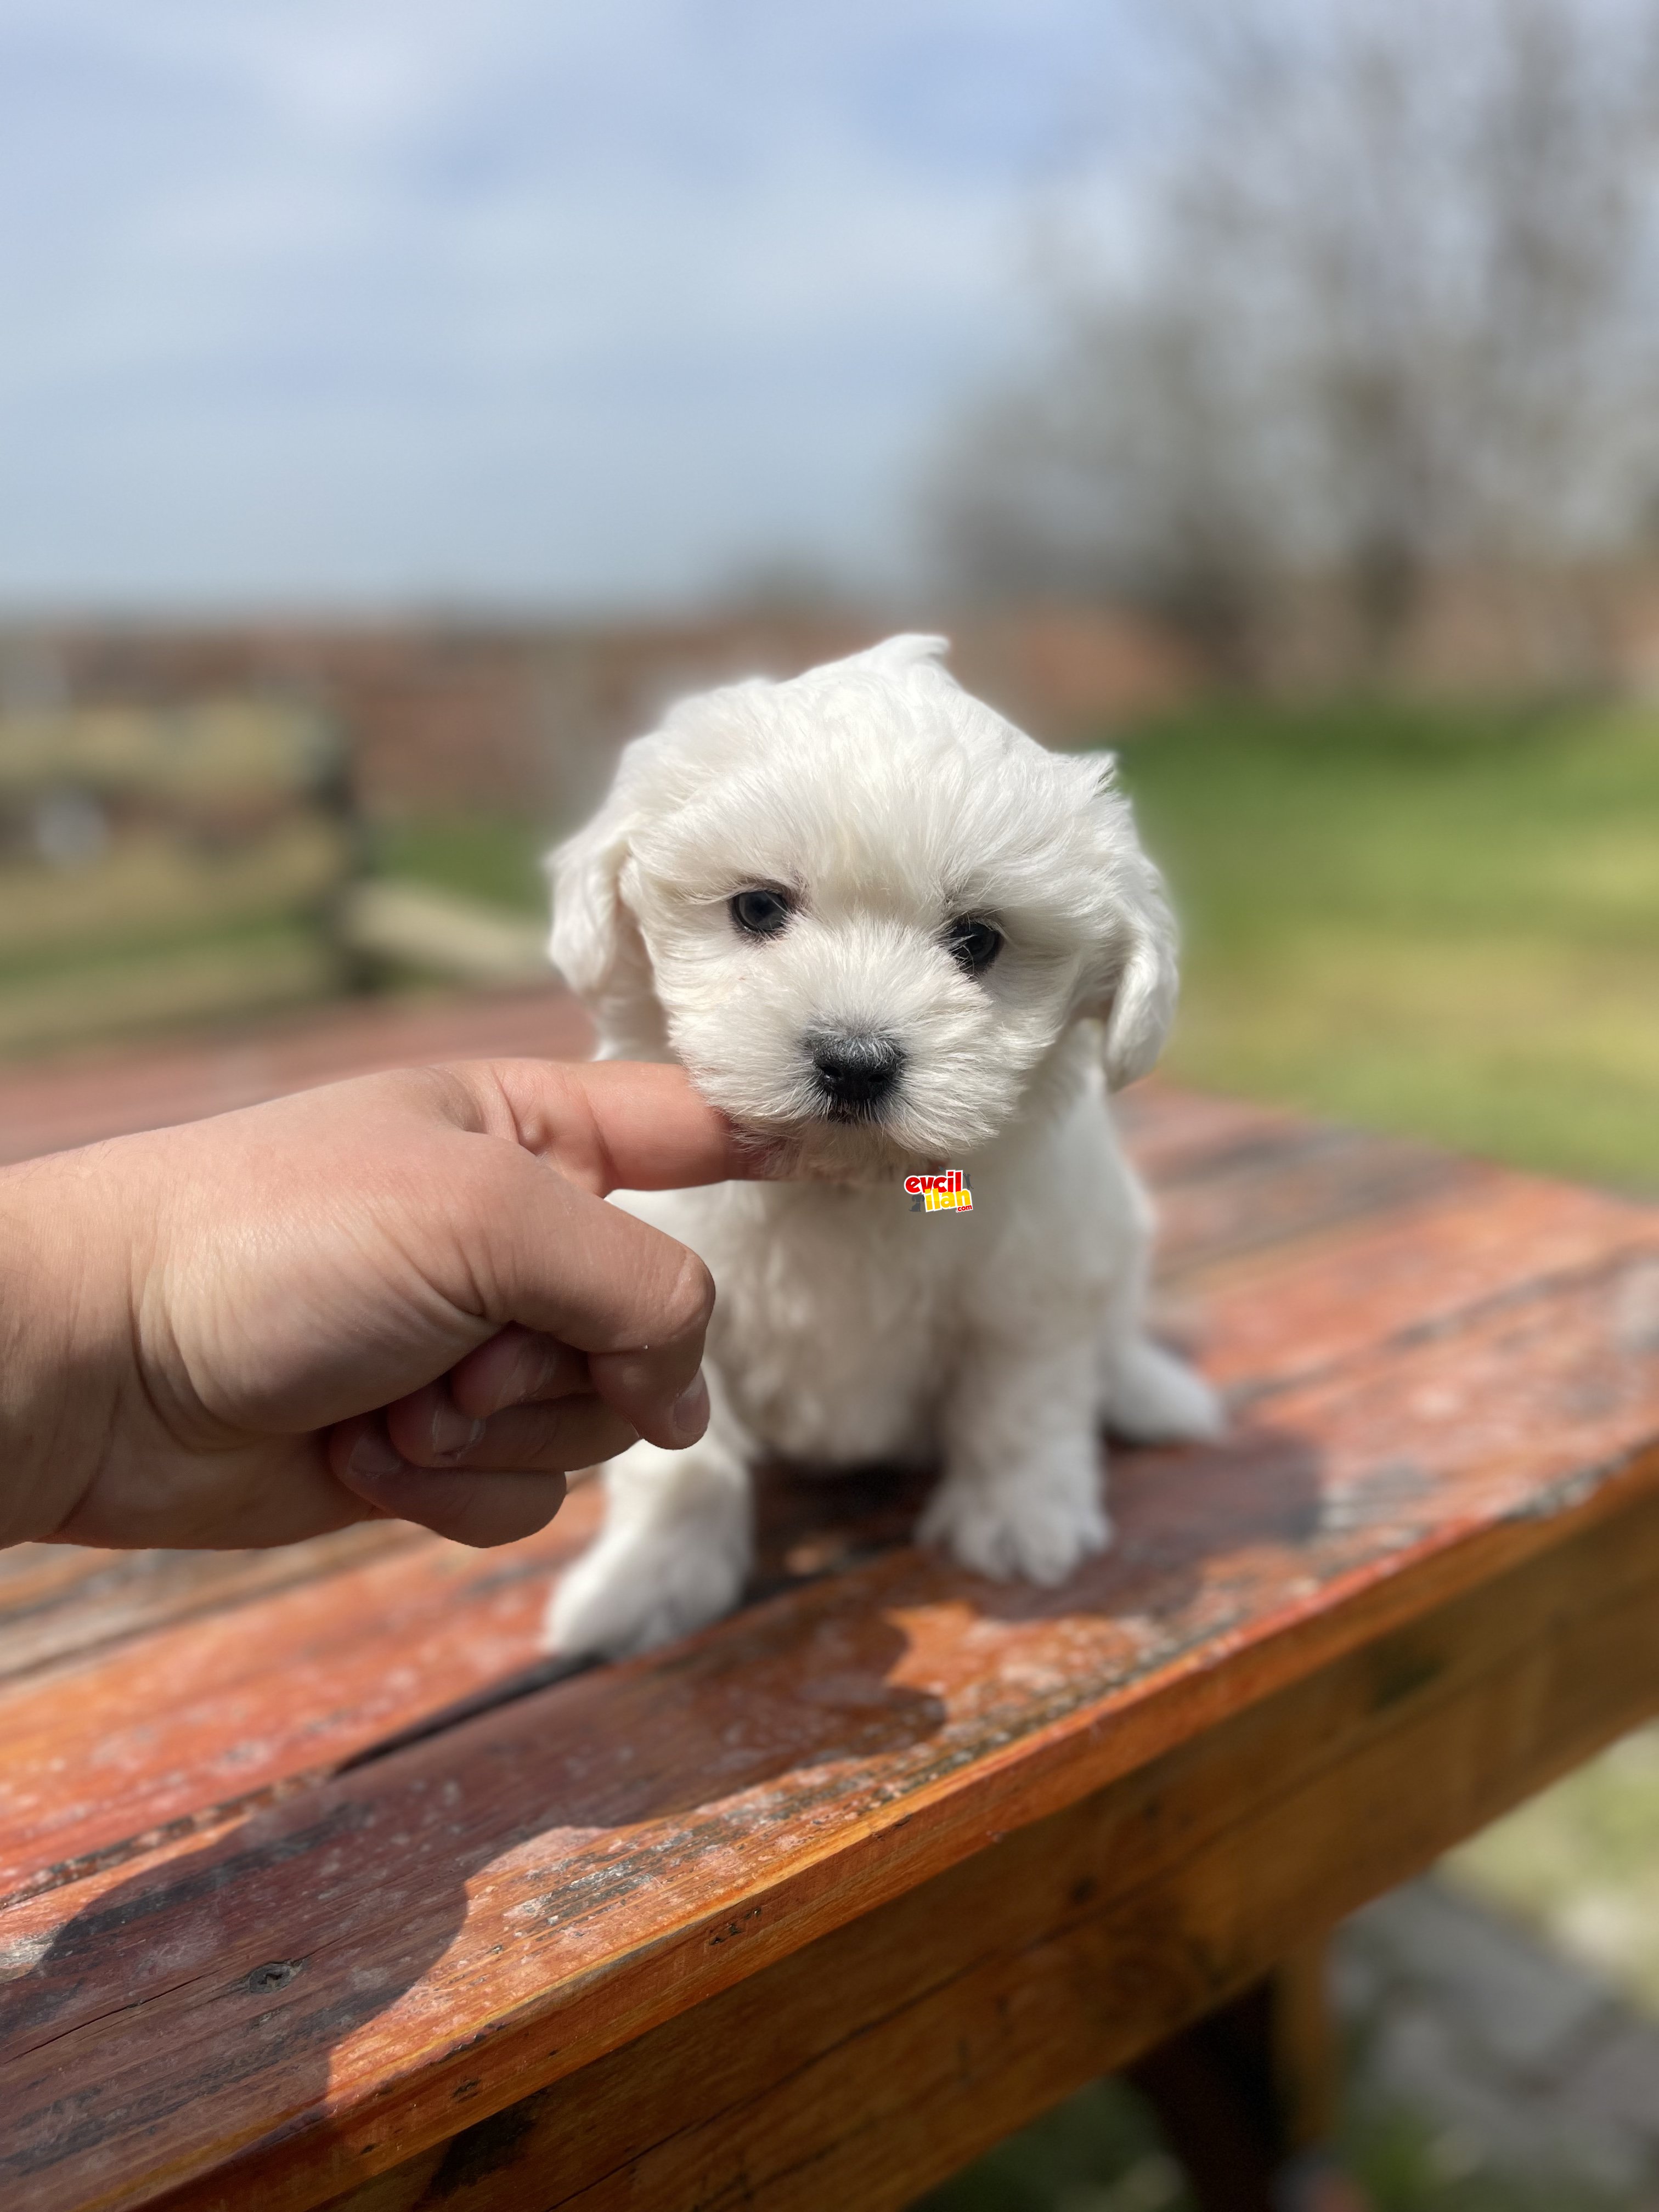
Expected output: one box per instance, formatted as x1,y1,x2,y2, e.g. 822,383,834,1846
729,887,794,938
944,915,1002,975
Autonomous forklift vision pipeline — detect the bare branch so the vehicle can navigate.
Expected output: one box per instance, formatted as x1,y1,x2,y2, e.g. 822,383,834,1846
929,0,1659,680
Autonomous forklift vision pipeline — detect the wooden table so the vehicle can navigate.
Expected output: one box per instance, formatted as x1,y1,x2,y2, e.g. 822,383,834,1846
2,997,1657,2212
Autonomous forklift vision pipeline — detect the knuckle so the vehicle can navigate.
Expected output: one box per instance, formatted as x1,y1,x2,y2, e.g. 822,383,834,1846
664,1246,715,1339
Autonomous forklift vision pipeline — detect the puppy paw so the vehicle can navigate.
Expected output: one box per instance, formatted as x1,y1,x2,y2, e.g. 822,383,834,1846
917,1476,1110,1587
545,1520,747,1661
1107,1339,1224,1444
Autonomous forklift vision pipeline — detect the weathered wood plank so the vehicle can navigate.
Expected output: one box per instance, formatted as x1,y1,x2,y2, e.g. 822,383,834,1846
0,1504,599,1900
1197,1170,1658,1398
3,1146,1645,1903
1,1039,1654,2212
1141,1113,1473,1279
2,1227,1656,2212
297,1479,1659,2212
0,1525,423,1689
1,1148,1633,1697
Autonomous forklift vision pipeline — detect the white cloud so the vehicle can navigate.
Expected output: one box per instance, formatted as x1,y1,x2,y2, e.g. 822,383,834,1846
0,0,1143,606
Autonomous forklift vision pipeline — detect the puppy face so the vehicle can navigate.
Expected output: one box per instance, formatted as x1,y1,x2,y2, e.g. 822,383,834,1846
550,635,1176,1174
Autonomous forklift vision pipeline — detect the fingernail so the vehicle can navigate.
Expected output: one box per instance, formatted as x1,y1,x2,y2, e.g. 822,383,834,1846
669,1371,710,1444
430,1400,487,1460
348,1427,405,1479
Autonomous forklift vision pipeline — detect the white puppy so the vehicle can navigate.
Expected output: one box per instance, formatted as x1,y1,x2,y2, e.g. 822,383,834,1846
544,634,1221,1660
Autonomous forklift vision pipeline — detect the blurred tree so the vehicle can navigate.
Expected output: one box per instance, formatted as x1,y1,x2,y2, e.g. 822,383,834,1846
934,0,1659,684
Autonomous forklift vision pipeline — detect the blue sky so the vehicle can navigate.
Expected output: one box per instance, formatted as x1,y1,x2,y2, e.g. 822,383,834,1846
0,1,1150,611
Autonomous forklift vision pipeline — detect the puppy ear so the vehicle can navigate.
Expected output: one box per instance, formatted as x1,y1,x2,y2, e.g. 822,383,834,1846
546,744,663,1051
1099,866,1178,1089
1082,757,1180,1091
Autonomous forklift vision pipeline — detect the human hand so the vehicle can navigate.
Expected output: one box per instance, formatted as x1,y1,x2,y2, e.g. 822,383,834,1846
0,1060,751,1551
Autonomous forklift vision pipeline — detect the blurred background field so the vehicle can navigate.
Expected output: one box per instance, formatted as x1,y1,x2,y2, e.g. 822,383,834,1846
1126,698,1659,1195
2,0,1657,2205
4,680,1656,1207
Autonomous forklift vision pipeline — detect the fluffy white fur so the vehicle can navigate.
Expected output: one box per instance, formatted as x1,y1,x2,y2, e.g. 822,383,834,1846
544,634,1221,1659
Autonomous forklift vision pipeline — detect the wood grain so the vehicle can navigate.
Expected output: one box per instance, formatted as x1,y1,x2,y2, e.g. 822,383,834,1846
3,1267,1655,2209
0,1525,422,1689
0,1046,1654,2212
5,1141,1647,1897
307,1484,1659,2212
0,1505,599,1899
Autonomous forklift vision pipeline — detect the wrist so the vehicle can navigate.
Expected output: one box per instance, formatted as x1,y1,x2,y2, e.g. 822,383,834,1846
0,1150,129,1545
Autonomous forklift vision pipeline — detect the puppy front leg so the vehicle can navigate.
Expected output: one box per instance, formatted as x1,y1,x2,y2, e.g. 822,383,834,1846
544,1413,751,1661
918,1337,1110,1586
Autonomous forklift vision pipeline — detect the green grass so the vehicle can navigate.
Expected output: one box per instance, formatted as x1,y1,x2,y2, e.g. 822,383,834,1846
370,812,550,916
1109,697,1659,1192
0,916,342,1057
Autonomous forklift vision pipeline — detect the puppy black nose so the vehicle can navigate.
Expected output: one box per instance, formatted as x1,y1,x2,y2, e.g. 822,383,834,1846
809,1032,905,1116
